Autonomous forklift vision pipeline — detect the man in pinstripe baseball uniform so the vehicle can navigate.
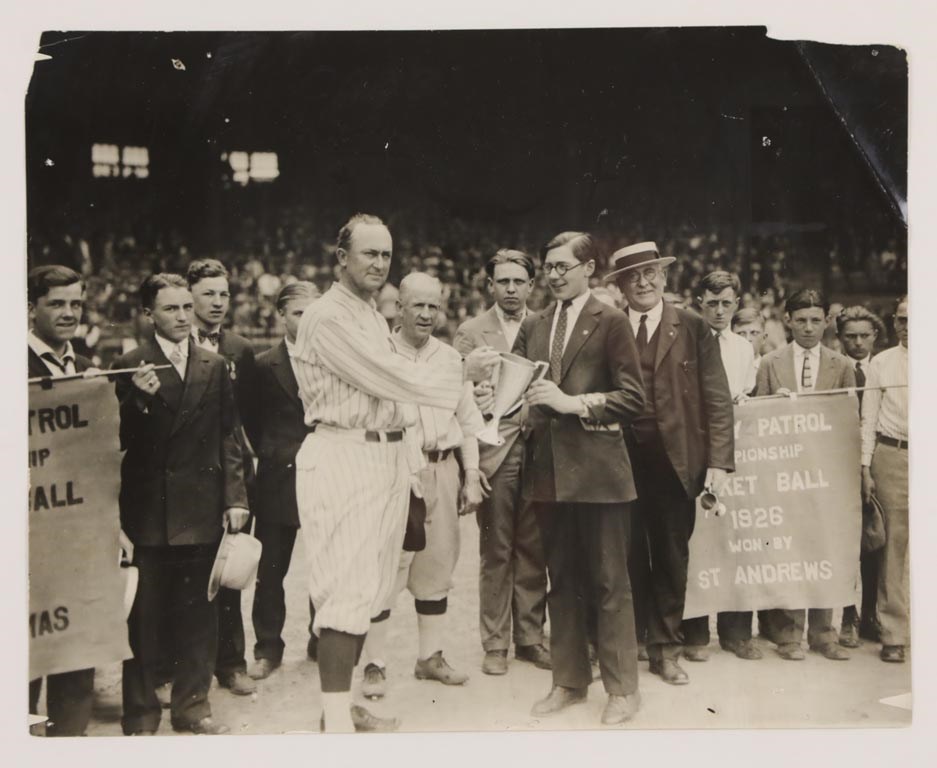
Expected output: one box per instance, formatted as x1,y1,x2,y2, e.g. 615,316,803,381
290,214,499,733
359,272,486,699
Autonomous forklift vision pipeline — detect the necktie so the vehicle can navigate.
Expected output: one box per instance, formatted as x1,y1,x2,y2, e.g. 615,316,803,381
198,329,221,345
169,345,185,377
855,360,866,388
636,314,648,353
550,300,572,382
801,353,813,390
41,352,73,375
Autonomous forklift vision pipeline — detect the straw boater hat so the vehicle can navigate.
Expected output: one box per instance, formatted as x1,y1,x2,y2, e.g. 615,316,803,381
603,241,676,282
207,526,263,601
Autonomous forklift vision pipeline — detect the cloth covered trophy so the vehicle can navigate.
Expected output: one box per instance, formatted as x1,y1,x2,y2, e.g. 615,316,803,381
475,352,548,447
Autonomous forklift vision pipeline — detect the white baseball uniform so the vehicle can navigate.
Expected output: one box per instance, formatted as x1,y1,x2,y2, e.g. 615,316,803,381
291,282,464,635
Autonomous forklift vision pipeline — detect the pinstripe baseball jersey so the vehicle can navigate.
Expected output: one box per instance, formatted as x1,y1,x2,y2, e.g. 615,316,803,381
391,330,485,470
291,282,464,429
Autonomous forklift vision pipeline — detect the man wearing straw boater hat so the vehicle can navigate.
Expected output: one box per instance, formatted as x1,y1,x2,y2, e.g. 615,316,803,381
605,241,734,686
515,231,645,726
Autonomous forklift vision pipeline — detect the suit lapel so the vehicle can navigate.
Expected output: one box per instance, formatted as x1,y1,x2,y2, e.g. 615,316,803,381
271,340,303,408
815,346,838,391
144,338,184,412
481,308,510,353
654,302,680,371
559,296,601,383
170,340,212,436
531,303,555,364
778,344,798,392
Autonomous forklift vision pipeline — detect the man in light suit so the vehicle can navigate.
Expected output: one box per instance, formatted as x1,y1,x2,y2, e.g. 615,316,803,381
186,259,260,696
605,242,735,686
453,249,550,676
113,273,249,735
247,281,320,680
27,265,96,736
515,231,645,726
754,288,856,661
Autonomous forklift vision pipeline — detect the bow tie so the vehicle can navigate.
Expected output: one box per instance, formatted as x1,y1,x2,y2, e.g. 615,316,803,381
198,329,221,345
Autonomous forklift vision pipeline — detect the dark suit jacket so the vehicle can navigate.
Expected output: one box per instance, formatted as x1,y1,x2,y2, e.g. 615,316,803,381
632,303,735,499
513,294,645,504
112,338,248,547
754,342,857,396
216,331,260,448
253,340,307,527
28,347,93,377
453,305,525,477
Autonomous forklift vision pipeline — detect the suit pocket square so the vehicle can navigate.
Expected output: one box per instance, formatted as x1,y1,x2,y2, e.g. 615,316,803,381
578,418,621,433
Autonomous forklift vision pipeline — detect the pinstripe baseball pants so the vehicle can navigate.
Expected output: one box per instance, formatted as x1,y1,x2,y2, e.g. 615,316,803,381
296,428,411,636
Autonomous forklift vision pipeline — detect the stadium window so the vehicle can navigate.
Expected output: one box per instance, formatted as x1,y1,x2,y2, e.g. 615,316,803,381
222,150,279,185
91,143,149,179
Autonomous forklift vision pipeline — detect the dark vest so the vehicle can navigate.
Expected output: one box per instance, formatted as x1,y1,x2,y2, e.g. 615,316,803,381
632,321,661,443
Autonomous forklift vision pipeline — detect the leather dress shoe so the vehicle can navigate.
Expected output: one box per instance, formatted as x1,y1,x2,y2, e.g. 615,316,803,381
601,692,641,725
683,645,710,662
516,643,552,670
217,669,257,695
531,685,588,716
171,716,230,735
776,643,805,661
838,624,861,648
859,620,882,643
248,658,280,680
810,642,850,661
350,704,400,732
720,639,763,660
414,651,468,685
880,645,906,663
648,658,689,685
307,635,319,662
362,663,387,699
482,649,508,676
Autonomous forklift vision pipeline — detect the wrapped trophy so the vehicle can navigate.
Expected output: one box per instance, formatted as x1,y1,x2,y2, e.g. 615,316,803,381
476,353,549,447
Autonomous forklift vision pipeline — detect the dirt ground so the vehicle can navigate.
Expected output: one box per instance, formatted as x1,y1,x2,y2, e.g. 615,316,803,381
76,518,911,735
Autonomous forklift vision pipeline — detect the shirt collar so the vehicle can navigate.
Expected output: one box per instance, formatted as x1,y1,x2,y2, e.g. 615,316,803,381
628,299,664,324
558,290,591,315
28,330,76,365
333,279,379,311
495,303,527,324
155,333,189,361
793,342,820,358
391,328,435,356
284,337,296,357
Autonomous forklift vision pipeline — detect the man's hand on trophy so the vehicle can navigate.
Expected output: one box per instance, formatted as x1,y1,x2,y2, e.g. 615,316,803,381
464,346,501,382
473,381,495,414
525,379,580,414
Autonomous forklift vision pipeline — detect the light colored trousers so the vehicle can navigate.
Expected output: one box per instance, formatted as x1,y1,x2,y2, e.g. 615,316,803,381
872,442,910,646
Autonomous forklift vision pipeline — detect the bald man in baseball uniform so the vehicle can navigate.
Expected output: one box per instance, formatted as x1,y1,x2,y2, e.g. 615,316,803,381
291,214,499,733
359,273,486,698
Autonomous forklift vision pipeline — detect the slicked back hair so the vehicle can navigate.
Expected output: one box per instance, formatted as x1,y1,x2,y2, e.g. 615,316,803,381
140,273,189,310
731,307,764,330
485,249,536,280
186,258,229,287
697,270,741,298
336,213,387,253
784,288,829,316
836,305,886,340
540,231,598,265
275,280,319,311
27,265,83,305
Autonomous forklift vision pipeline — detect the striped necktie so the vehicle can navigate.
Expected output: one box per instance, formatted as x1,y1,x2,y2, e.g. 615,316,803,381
550,300,572,382
801,353,813,390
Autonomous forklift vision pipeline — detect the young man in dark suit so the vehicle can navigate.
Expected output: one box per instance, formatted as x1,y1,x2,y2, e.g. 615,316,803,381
453,249,550,676
605,242,735,686
27,265,96,736
186,259,259,696
514,232,646,726
248,281,320,680
112,273,249,735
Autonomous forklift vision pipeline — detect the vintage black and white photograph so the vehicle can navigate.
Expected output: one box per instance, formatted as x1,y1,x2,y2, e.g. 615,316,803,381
14,3,925,752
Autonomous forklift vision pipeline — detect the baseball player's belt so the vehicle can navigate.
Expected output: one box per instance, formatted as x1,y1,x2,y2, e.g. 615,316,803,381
876,433,908,450
424,448,453,463
307,423,405,443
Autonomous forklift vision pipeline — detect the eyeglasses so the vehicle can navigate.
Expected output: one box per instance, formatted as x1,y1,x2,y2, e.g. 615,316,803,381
623,267,664,286
544,261,586,277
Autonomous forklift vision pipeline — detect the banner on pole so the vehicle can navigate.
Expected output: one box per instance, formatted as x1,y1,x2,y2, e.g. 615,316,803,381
28,377,131,679
684,393,861,619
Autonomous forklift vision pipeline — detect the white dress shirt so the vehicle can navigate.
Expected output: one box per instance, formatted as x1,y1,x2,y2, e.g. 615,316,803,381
627,299,664,343
28,330,77,377
792,342,821,393
284,337,301,382
192,329,220,354
713,328,756,399
548,289,591,355
155,333,189,380
494,303,528,350
860,344,908,466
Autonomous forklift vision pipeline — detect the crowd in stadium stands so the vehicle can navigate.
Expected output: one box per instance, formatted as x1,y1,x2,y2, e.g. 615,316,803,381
27,212,906,366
